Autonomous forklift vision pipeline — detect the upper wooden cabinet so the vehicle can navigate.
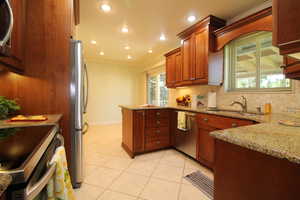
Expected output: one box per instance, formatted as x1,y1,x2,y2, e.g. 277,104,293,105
0,0,26,73
165,15,226,88
165,48,181,88
282,54,300,80
177,16,226,86
273,0,300,55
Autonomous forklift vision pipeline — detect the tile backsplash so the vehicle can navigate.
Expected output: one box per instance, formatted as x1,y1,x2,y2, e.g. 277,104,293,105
169,80,300,114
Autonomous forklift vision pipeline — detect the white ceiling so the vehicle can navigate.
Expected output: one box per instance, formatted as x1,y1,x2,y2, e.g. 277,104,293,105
78,0,267,66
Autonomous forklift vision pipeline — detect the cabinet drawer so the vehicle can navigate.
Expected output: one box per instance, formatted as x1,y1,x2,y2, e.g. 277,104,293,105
145,139,170,151
146,118,170,128
146,134,170,143
145,127,170,137
197,113,254,130
146,109,170,119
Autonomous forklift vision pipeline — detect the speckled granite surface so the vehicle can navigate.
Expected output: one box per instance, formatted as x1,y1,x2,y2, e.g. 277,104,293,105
120,105,300,164
0,174,12,196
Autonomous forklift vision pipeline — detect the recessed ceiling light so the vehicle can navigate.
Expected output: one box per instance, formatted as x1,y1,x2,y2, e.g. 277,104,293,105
160,34,166,41
187,15,196,22
91,40,97,44
148,49,153,53
101,4,111,12
122,26,129,33
100,51,104,56
127,55,132,59
124,46,130,50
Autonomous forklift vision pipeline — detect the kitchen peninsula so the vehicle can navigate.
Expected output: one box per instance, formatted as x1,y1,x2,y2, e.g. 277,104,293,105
120,105,300,200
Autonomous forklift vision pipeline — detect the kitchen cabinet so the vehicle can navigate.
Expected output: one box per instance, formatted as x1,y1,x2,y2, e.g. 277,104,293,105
214,140,300,200
176,15,226,87
165,48,181,88
0,0,26,73
282,54,300,80
273,0,300,55
196,113,255,169
121,108,171,157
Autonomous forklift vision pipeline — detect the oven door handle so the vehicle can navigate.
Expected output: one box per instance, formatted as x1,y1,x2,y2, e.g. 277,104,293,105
25,162,57,200
0,0,14,47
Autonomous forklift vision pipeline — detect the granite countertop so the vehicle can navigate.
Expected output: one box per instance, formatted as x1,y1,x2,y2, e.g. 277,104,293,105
0,114,63,129
119,105,300,164
0,174,12,197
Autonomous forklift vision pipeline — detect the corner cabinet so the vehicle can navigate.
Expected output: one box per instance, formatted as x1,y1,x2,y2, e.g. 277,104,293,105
273,0,300,55
165,15,226,88
0,0,26,73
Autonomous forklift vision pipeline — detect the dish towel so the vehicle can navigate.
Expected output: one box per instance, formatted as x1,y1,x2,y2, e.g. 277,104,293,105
47,146,76,200
177,112,187,131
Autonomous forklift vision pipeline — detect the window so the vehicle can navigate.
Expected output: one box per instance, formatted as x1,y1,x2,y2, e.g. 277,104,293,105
147,72,168,106
225,32,292,92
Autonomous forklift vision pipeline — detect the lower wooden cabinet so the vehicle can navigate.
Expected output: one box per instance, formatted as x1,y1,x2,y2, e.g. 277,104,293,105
121,108,171,157
196,113,255,169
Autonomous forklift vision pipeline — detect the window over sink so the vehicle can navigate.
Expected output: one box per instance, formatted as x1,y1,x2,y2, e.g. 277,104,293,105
147,72,168,106
225,31,292,92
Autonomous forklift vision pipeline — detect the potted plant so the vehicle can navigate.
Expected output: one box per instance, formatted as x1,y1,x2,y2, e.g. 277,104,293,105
0,96,21,120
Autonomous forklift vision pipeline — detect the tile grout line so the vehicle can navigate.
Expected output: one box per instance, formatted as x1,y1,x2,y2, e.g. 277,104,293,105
136,151,167,199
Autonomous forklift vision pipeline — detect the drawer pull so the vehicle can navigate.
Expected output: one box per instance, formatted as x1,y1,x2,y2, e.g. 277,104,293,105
203,118,208,122
156,121,161,125
156,130,161,134
156,112,161,116
232,123,237,127
156,141,161,144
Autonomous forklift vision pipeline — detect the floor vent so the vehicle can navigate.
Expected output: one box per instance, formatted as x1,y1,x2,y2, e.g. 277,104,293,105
184,171,214,200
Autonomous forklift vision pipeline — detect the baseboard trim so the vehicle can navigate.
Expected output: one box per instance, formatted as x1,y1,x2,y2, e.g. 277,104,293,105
89,121,121,126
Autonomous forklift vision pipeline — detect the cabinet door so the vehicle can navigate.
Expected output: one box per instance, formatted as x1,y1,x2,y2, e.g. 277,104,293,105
166,54,176,88
194,29,208,81
133,110,145,153
273,0,300,54
197,126,217,168
0,0,26,72
182,35,194,81
174,51,182,83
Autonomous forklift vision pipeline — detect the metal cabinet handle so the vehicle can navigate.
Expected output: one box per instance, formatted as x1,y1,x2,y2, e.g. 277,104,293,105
0,0,14,47
156,121,160,124
156,112,161,116
232,123,237,127
203,118,208,122
25,163,57,200
156,130,161,134
156,141,161,144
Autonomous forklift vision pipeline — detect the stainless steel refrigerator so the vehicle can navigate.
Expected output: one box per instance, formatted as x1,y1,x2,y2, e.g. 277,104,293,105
70,40,89,188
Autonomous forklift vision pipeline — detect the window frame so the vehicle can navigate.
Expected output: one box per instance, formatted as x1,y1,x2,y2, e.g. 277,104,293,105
146,72,168,106
225,31,293,93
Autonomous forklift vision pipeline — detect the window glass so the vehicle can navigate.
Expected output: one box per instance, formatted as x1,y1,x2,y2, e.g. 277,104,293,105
147,73,168,106
226,32,291,92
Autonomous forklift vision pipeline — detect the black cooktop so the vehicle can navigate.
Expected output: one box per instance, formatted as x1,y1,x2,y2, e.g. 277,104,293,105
0,126,55,170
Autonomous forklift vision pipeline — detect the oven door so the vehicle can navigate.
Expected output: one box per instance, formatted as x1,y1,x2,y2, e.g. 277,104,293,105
0,0,13,48
8,135,64,200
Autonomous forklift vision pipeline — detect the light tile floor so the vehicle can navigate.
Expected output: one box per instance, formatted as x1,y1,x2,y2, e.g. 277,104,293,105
75,124,213,200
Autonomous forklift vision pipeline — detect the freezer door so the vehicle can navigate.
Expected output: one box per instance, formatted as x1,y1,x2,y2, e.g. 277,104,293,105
71,40,84,130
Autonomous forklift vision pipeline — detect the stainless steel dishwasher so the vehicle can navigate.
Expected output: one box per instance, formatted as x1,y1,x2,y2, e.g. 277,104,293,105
174,111,198,159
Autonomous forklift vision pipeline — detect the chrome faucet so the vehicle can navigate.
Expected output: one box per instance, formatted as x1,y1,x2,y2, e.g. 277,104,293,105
230,96,248,113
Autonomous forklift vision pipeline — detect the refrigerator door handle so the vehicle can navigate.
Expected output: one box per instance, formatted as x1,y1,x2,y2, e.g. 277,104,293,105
83,63,89,114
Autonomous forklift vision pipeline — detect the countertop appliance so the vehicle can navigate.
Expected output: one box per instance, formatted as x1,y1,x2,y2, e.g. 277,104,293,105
70,39,89,188
0,125,63,200
0,0,13,55
174,111,198,159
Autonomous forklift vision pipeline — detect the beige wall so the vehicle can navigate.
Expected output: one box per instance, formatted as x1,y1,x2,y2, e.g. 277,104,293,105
86,61,141,125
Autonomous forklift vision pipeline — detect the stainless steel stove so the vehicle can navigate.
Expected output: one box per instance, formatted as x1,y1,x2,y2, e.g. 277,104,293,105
0,125,63,200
